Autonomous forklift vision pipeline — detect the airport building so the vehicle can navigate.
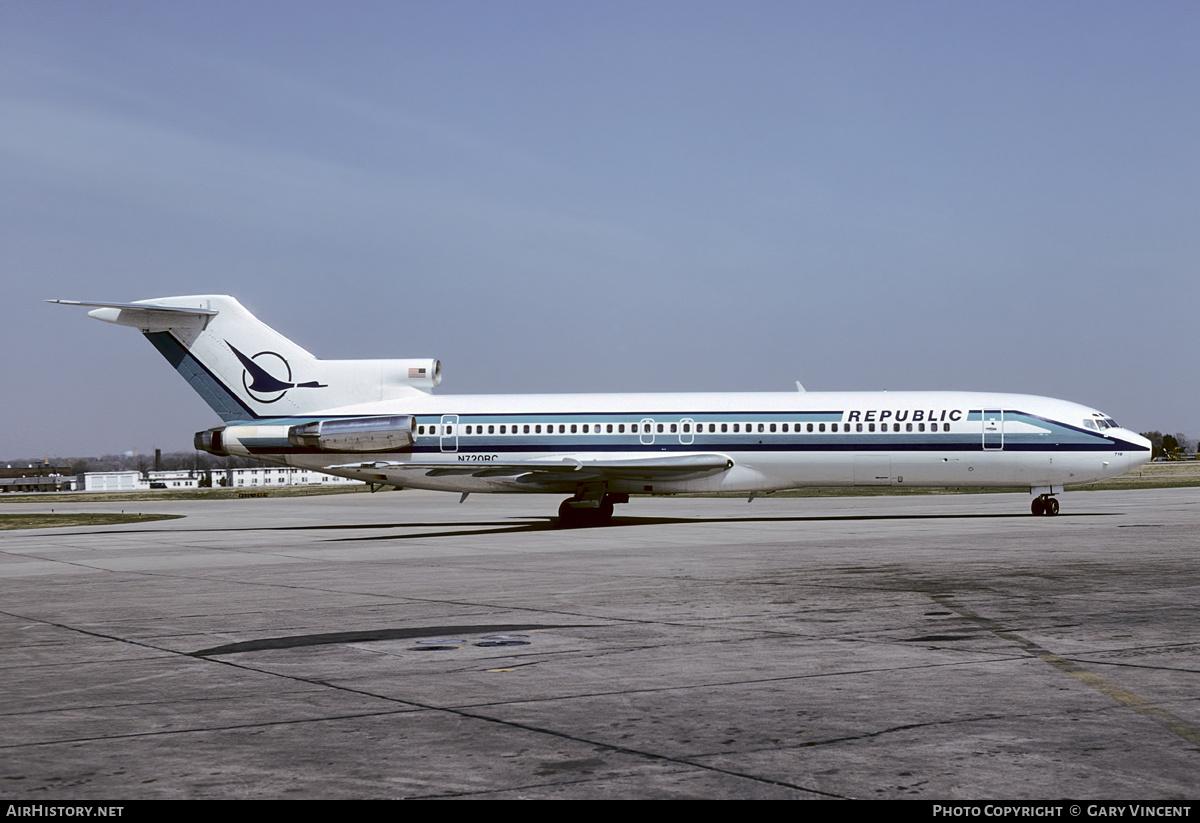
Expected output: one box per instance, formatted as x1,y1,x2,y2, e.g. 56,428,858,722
0,466,76,493
77,471,145,492
0,474,77,493
214,467,364,489
68,468,365,493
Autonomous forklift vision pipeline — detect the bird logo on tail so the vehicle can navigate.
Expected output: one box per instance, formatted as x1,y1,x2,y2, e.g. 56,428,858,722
227,341,326,403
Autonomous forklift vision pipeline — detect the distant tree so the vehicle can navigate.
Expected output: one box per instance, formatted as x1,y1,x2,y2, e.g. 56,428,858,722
1141,431,1165,459
0,450,269,473
1159,434,1188,460
160,452,187,471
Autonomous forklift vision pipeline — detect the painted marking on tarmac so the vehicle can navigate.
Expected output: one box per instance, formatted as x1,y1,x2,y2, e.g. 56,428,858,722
919,588,1200,747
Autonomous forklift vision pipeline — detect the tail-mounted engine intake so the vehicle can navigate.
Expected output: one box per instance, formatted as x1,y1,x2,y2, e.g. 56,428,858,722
287,415,415,452
384,359,441,392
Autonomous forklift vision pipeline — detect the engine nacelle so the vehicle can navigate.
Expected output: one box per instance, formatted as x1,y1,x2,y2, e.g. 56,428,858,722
194,426,228,457
287,415,415,452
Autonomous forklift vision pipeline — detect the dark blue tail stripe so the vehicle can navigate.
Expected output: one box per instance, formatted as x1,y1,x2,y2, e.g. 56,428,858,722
144,332,258,422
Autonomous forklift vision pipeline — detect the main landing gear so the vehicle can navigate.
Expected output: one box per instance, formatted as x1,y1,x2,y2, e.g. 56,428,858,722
557,493,627,527
1031,495,1060,517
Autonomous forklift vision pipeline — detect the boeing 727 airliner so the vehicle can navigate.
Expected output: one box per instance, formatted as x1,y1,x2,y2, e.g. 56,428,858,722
53,295,1152,523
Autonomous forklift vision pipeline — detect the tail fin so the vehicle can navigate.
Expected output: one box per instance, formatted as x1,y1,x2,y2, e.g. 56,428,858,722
51,296,440,421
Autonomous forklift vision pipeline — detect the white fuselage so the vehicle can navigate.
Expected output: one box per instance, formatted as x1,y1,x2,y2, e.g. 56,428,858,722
217,389,1151,496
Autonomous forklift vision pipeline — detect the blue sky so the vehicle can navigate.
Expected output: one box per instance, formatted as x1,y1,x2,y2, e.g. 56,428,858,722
2,1,1196,458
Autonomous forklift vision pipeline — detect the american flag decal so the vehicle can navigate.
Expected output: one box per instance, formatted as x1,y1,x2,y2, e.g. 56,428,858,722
409,367,426,378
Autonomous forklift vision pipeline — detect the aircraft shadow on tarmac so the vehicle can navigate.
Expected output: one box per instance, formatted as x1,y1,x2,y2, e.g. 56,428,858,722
307,511,1120,542
67,510,1119,540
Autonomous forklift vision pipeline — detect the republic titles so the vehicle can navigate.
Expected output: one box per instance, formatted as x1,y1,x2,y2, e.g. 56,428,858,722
844,408,965,424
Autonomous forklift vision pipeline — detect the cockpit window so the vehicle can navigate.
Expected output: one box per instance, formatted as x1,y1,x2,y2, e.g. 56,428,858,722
1083,420,1098,430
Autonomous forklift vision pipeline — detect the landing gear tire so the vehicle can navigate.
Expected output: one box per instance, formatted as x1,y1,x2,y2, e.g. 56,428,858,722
1031,496,1059,516
558,498,580,527
557,497,615,528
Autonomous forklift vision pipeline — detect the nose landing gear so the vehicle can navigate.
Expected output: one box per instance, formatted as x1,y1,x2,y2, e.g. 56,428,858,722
1031,495,1060,516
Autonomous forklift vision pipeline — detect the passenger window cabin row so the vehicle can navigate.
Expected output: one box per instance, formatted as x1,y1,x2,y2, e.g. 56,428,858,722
415,421,952,435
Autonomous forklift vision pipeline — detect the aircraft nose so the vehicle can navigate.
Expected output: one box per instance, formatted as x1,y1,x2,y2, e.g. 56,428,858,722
1124,431,1154,469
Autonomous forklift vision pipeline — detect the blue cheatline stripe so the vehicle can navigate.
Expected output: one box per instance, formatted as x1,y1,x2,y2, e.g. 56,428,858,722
144,332,258,422
237,408,1142,455
243,440,1130,456
228,408,1147,456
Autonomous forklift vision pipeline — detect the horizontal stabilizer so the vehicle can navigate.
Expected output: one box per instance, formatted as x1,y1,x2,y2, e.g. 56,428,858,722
48,299,218,333
47,299,218,315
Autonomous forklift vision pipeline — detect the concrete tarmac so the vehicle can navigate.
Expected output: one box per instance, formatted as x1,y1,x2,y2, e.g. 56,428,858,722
1,488,1198,799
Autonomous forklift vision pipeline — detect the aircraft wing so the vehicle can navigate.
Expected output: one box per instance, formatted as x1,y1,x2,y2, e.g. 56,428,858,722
327,453,734,486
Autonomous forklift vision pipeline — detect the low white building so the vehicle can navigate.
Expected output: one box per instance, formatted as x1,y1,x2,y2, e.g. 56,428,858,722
78,471,148,492
221,467,364,488
78,467,364,492
147,470,201,490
